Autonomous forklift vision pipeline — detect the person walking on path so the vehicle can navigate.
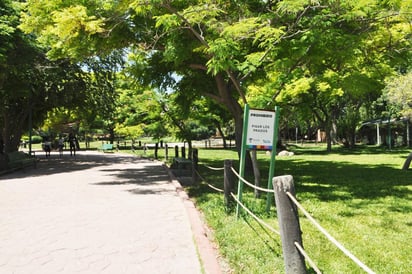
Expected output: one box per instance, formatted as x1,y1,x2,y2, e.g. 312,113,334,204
58,135,64,158
68,133,77,156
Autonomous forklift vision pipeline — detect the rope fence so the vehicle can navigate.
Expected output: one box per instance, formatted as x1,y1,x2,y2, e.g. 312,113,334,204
194,159,375,274
230,192,280,235
294,242,322,274
230,167,275,193
285,192,376,274
194,167,225,193
200,163,279,234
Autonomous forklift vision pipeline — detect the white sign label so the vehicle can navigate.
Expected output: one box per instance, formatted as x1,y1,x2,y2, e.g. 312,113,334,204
246,109,276,150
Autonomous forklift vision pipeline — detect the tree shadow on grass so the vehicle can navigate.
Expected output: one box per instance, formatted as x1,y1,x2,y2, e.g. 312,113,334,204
280,159,411,198
191,156,411,208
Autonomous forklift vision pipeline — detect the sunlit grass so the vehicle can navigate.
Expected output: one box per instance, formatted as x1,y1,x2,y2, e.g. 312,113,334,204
188,145,411,273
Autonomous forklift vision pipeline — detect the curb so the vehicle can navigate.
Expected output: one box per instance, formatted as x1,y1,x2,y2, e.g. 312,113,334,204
163,164,224,274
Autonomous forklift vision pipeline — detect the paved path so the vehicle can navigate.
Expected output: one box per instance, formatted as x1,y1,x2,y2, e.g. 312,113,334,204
0,151,221,273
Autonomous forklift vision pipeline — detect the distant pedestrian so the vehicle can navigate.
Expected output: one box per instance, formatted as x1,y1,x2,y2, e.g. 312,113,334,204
69,133,77,156
58,136,64,158
44,139,51,157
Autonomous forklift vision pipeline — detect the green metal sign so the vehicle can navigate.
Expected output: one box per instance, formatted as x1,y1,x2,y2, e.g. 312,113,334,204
236,104,280,216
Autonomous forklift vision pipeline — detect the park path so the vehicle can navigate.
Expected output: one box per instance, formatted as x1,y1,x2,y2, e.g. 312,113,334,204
0,151,220,274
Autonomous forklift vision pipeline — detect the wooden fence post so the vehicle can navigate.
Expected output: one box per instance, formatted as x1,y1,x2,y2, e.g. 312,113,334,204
181,146,186,158
402,152,412,170
174,145,179,158
191,148,199,184
273,175,307,274
165,144,168,160
224,159,235,212
154,143,158,159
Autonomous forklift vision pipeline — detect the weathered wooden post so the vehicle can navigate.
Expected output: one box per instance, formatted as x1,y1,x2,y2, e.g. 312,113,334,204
174,145,179,158
224,159,235,212
154,143,159,159
165,144,169,160
273,175,306,274
402,152,412,170
181,146,186,158
191,148,199,184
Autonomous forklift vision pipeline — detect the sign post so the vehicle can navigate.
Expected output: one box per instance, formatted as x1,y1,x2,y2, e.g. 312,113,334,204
236,104,279,217
236,104,250,217
266,105,280,211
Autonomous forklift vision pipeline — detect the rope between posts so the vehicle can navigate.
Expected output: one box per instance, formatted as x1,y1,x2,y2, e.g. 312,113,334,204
294,242,322,274
204,164,225,171
285,192,376,274
231,193,280,235
195,168,224,193
230,167,275,193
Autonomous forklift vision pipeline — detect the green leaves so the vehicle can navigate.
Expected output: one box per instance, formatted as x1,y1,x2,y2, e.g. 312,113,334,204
276,0,311,14
383,72,412,119
51,5,104,38
206,38,239,75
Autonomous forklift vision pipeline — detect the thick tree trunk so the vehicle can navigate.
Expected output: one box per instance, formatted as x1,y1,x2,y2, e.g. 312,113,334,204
214,74,243,151
2,108,28,153
214,74,253,172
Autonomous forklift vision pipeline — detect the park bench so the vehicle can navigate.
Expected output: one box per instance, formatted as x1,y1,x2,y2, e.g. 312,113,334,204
100,143,114,153
6,151,37,170
172,157,193,176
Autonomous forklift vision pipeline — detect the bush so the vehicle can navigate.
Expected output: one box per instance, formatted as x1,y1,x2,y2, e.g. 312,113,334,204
30,135,43,144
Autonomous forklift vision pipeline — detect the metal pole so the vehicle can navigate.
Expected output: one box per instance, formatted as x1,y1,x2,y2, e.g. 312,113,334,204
28,100,33,156
236,104,249,217
224,159,235,212
266,106,280,212
376,122,380,146
388,113,392,150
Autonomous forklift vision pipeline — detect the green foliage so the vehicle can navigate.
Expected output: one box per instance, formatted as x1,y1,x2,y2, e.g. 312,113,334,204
383,72,412,119
276,0,308,14
30,135,43,144
17,0,412,154
206,38,240,75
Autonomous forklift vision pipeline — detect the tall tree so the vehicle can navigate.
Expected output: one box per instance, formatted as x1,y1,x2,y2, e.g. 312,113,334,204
0,0,91,153
20,0,412,154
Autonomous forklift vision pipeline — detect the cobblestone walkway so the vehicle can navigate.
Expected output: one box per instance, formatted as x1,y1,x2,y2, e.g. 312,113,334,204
0,151,204,273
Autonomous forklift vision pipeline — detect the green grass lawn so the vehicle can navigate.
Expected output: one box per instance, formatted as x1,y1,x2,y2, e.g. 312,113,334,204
187,145,411,274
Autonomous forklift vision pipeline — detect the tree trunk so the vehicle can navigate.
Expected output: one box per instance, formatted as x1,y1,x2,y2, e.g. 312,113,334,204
215,121,227,149
402,152,412,170
187,139,193,160
325,123,333,152
2,108,28,153
214,73,253,172
250,150,261,198
109,127,115,144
